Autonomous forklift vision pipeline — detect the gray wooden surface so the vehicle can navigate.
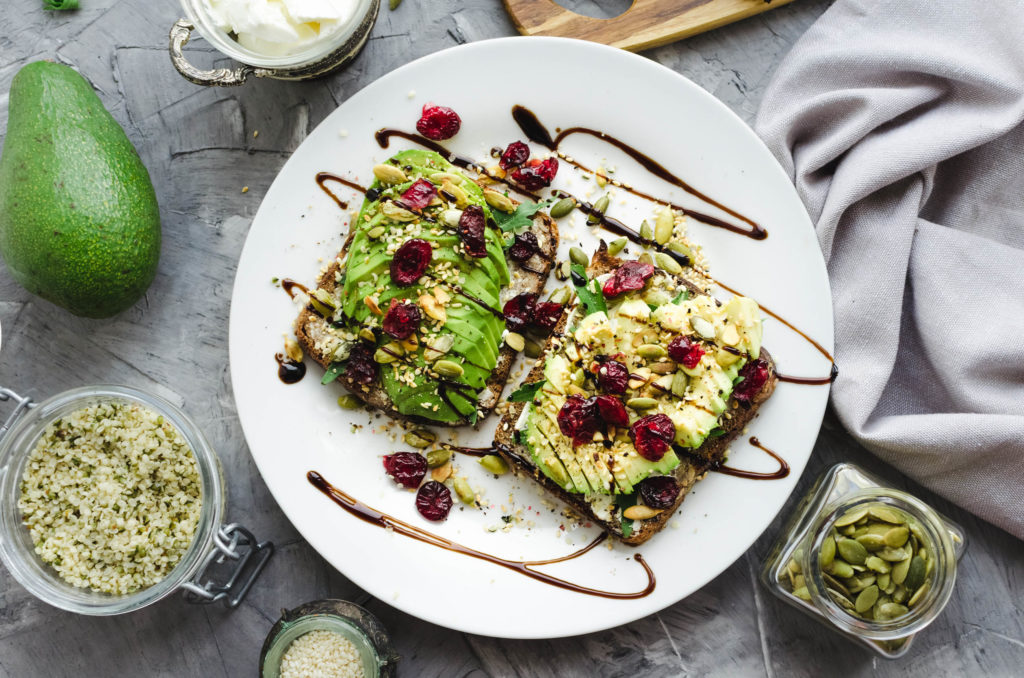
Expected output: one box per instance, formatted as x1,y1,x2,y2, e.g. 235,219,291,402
2,1,1023,676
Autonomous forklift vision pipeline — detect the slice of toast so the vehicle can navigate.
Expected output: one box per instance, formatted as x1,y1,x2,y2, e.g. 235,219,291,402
493,242,777,545
295,204,558,427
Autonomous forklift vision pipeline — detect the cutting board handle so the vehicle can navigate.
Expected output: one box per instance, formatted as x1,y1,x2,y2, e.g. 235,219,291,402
503,0,794,52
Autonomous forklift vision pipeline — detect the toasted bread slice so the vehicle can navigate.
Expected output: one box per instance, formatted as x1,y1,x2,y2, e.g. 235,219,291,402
493,242,777,545
295,207,558,427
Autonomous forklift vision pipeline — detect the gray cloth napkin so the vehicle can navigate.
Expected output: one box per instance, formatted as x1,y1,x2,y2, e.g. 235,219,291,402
755,0,1024,538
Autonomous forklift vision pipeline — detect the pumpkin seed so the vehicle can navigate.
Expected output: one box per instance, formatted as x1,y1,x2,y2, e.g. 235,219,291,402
358,327,376,343
876,572,891,591
434,359,464,378
654,208,674,245
848,575,876,593
837,538,868,565
855,585,880,613
892,585,908,604
373,163,407,184
907,580,930,607
310,297,334,318
834,508,868,527
484,189,515,213
624,504,663,520
823,573,851,598
367,225,386,239
792,574,806,590
479,455,510,475
569,246,590,267
403,428,437,449
654,252,683,275
637,252,654,266
337,394,361,410
830,590,856,610
869,506,904,524
865,556,890,573
904,555,926,590
878,602,908,619
374,343,404,364
505,332,526,352
855,534,887,551
284,338,303,363
883,526,910,548
588,195,610,224
637,344,668,360
382,201,417,222
689,316,716,340
891,557,911,585
626,397,658,411
649,360,677,375
549,197,576,219
877,546,910,562
608,237,628,256
829,559,855,579
556,259,571,280
918,545,928,561
429,171,464,185
819,535,836,569
639,220,654,241
850,564,867,573
572,368,586,387
453,477,475,504
426,447,451,468
524,338,544,359
792,586,811,602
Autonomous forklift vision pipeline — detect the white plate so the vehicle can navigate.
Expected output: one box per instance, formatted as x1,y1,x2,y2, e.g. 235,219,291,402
229,37,833,639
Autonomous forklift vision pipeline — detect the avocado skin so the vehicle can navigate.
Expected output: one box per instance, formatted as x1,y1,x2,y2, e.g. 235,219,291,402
0,61,160,318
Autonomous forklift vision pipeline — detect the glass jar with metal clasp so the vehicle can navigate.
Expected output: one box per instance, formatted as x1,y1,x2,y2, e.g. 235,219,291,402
169,0,379,87
0,384,273,615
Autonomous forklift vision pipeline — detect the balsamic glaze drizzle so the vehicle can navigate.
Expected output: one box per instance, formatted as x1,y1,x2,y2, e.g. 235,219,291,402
307,470,656,599
712,437,790,480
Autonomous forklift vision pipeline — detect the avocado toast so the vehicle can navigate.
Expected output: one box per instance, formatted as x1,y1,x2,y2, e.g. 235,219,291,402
295,149,558,426
494,243,777,545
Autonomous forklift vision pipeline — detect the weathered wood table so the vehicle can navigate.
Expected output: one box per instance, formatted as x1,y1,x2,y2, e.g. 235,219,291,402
2,1,1022,676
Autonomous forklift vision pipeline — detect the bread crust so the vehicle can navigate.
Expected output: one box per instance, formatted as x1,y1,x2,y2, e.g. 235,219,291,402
493,241,778,545
294,212,559,427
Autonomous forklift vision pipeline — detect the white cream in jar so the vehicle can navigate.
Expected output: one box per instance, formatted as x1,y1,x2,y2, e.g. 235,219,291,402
203,0,360,56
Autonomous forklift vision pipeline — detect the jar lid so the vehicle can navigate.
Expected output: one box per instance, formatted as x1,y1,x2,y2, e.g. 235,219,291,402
260,599,399,678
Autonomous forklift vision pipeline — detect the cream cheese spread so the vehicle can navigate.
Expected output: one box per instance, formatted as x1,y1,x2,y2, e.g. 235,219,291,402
204,0,359,56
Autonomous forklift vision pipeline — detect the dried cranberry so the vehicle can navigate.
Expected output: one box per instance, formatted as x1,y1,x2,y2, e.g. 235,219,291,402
597,360,629,395
667,335,705,369
383,452,427,489
415,480,454,520
557,395,600,447
637,476,680,509
390,238,432,286
508,231,539,262
510,157,559,191
399,179,437,211
416,104,461,141
502,292,537,333
602,261,655,297
733,358,770,404
534,301,563,332
382,300,422,339
629,414,676,461
345,343,377,385
594,395,629,427
499,141,530,170
457,205,488,258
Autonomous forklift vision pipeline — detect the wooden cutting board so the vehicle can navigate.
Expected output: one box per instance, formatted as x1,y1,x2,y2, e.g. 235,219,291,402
503,0,797,52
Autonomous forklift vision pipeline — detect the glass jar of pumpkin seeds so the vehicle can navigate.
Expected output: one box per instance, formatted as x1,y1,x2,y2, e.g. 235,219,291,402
761,463,966,658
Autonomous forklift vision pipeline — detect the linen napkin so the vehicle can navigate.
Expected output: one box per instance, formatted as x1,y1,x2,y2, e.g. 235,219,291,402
755,0,1024,538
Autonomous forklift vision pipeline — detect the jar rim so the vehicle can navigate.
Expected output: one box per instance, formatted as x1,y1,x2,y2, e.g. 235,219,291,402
0,385,225,615
802,488,957,641
179,0,377,69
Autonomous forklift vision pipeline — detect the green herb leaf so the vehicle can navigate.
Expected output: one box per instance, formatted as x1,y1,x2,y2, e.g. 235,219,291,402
614,494,637,538
468,409,479,426
672,289,690,303
389,0,402,9
44,0,78,9
708,427,726,438
322,363,344,385
508,380,546,402
492,199,552,233
570,264,607,316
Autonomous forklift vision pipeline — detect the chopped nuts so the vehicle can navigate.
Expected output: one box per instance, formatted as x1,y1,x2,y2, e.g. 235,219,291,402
419,294,447,323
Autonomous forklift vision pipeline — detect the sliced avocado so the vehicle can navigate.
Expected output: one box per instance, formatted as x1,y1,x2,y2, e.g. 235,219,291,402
532,405,594,494
574,441,617,494
524,413,575,491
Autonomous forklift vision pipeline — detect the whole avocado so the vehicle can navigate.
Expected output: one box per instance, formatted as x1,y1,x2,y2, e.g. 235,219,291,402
0,61,160,318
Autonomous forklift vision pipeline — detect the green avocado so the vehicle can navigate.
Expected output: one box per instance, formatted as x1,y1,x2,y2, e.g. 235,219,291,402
0,61,160,318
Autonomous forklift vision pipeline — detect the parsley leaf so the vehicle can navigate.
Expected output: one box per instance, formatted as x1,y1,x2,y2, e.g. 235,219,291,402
44,0,78,9
672,289,691,303
708,427,727,438
570,264,607,316
614,493,637,538
492,198,552,233
508,380,546,402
